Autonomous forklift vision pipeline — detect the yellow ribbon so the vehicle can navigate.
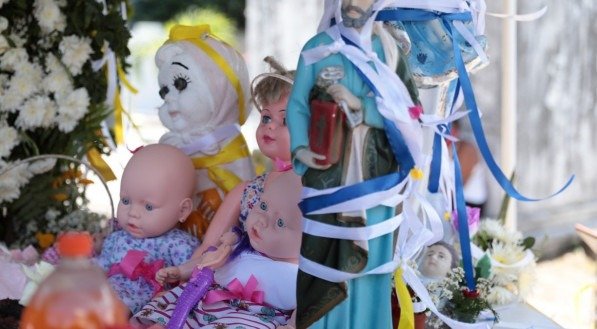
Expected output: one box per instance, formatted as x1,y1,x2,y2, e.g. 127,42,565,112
191,134,250,193
86,147,116,182
168,24,247,125
112,61,138,145
394,267,415,329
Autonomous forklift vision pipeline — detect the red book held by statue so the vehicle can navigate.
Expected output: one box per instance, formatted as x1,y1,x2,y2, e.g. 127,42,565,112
309,99,345,166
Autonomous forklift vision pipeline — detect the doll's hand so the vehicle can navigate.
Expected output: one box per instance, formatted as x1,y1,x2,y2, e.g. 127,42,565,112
326,84,362,111
295,148,332,170
155,266,181,286
197,244,232,270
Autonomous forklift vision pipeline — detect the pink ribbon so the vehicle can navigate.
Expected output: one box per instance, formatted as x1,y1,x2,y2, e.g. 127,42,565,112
107,250,164,295
204,275,264,305
6,245,39,265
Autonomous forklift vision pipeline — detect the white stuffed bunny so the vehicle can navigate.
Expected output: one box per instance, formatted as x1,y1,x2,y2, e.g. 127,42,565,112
155,25,255,239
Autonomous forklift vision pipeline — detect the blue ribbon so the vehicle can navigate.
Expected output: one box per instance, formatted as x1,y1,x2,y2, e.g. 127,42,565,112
299,171,407,215
377,7,575,201
377,7,573,291
453,143,476,290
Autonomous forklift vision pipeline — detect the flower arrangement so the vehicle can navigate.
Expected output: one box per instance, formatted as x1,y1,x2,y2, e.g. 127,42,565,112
472,218,536,306
0,0,131,248
426,267,498,327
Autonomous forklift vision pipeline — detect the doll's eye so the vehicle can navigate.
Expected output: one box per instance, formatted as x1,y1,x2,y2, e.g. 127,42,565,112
145,203,154,211
121,197,130,205
277,218,285,228
259,201,268,211
282,117,286,126
159,86,169,99
173,75,189,91
261,115,272,124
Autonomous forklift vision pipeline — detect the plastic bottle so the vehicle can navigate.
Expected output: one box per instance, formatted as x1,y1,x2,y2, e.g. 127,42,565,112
20,231,129,329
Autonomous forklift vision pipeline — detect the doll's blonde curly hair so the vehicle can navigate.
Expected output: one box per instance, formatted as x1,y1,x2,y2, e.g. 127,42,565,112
250,56,295,112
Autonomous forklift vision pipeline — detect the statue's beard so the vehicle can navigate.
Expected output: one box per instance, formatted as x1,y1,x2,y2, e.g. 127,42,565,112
341,4,374,29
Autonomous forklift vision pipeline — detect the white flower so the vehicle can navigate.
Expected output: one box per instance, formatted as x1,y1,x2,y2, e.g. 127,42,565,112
479,219,506,240
28,158,57,175
491,270,518,286
8,33,26,48
45,208,61,221
55,88,90,132
15,95,56,129
33,0,66,34
19,261,56,306
490,241,525,266
0,162,32,203
0,48,29,71
0,91,25,113
59,35,93,76
0,17,7,32
486,286,516,305
43,54,73,94
0,125,19,158
0,35,9,55
516,263,536,299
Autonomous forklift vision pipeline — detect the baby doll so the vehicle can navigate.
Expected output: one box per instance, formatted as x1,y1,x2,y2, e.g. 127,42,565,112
96,144,200,314
154,57,296,285
418,240,459,286
155,24,255,239
132,172,303,328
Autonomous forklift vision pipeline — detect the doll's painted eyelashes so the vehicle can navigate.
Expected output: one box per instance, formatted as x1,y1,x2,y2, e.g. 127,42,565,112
259,201,268,211
173,74,190,91
159,86,168,99
145,203,154,211
121,197,130,205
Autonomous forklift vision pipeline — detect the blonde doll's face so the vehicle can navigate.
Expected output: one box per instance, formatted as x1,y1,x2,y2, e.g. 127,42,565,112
255,94,291,163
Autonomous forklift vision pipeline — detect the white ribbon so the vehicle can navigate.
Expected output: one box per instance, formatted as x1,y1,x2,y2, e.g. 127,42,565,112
303,213,404,241
179,124,241,155
487,6,547,22
470,244,535,269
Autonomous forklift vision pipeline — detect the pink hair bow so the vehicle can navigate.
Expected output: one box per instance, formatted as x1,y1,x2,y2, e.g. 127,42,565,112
204,275,264,305
107,250,164,295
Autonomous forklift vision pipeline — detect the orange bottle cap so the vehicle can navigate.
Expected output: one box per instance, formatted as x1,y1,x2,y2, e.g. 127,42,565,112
57,231,93,257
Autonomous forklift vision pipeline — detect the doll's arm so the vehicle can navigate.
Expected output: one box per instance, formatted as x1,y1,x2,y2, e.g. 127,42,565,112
155,182,245,284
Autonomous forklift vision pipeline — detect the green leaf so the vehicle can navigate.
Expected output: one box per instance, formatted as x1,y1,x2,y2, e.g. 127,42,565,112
475,254,492,279
520,236,536,250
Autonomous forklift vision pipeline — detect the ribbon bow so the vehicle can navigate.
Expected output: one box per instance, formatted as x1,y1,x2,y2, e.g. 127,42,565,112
191,133,251,193
203,275,264,305
107,250,164,295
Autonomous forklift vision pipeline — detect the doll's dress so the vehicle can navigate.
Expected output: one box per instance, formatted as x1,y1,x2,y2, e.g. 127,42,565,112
133,251,296,328
132,173,297,328
96,228,199,314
